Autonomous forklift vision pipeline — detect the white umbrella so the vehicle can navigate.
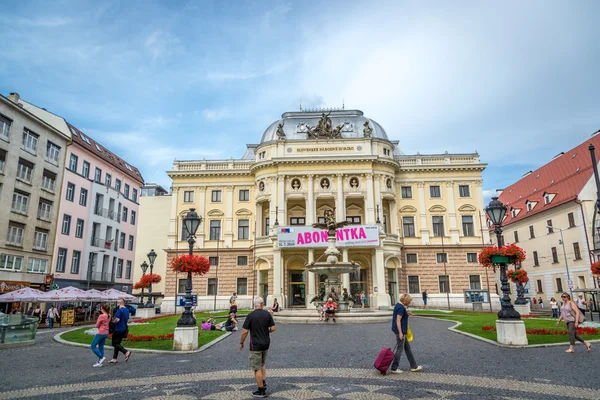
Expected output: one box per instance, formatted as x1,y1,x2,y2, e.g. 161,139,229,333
0,287,45,302
85,289,109,301
102,289,135,301
38,286,99,302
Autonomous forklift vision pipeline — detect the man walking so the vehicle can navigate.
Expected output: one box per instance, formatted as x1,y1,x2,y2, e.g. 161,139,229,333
422,289,428,309
109,299,131,364
240,296,276,398
47,305,58,328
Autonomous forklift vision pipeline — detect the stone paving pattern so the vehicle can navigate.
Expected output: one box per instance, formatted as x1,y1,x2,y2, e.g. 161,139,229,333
1,318,599,399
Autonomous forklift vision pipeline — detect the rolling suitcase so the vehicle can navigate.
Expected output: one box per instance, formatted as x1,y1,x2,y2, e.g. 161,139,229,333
374,346,396,374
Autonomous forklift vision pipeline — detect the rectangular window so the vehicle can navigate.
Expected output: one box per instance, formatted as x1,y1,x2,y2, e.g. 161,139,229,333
75,219,84,238
122,206,128,222
79,188,88,206
119,232,126,249
237,277,248,295
11,191,29,214
436,253,448,263
131,210,136,225
183,190,194,203
177,278,186,294
22,129,39,153
406,253,418,263
459,185,470,197
124,184,130,198
0,114,11,140
432,216,444,237
207,278,218,295
69,153,78,171
41,170,56,192
105,173,111,187
573,242,581,260
556,278,563,292
210,220,221,240
46,142,60,164
462,216,474,236
27,258,48,273
7,224,24,246
469,275,481,290
402,217,415,237
438,275,450,293
529,225,535,239
62,214,71,235
467,253,478,263
82,161,90,178
408,276,420,294
0,149,5,173
238,219,250,239
290,217,305,225
125,261,132,279
116,259,123,278
66,182,75,201
346,216,361,225
94,167,102,183
237,256,248,266
211,190,222,202
430,185,441,198
115,179,121,192
514,231,519,243
551,247,559,263
56,248,67,273
536,279,544,293
33,230,48,251
209,256,219,266
0,254,23,271
239,189,250,201
37,200,52,221
128,235,134,251
547,219,553,233
70,251,81,274
568,212,575,228
533,251,539,266
401,186,412,198
16,159,33,183
132,188,138,202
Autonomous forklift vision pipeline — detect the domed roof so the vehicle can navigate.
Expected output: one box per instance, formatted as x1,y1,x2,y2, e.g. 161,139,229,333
260,109,389,143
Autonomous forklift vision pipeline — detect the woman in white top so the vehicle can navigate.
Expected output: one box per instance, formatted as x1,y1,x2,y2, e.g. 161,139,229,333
556,293,591,353
549,297,559,319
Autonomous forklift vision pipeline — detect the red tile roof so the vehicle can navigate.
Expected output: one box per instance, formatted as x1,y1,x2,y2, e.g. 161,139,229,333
498,132,600,227
67,123,144,184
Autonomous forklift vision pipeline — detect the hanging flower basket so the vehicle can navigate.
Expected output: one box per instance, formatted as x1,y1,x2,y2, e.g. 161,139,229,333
507,269,529,284
133,273,162,290
478,243,526,268
591,261,600,275
170,254,211,276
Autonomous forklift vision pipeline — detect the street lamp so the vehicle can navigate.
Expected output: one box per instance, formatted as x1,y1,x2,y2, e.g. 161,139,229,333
485,197,521,319
588,144,600,215
140,261,148,304
547,226,573,299
146,249,157,307
177,208,202,326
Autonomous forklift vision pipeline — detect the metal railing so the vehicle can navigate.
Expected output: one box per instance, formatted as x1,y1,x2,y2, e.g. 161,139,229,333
93,206,117,221
90,237,116,250
90,271,114,282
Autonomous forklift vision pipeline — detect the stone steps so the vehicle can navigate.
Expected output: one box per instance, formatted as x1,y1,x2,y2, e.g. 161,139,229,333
273,309,393,324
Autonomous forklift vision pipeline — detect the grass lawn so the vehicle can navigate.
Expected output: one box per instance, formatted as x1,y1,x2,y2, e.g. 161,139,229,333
421,311,600,345
60,311,244,351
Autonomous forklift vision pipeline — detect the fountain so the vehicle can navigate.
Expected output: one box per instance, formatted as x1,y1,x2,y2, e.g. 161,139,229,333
306,210,360,312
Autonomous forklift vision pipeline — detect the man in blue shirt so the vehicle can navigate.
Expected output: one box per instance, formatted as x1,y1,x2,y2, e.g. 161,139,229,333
390,294,422,373
110,299,131,363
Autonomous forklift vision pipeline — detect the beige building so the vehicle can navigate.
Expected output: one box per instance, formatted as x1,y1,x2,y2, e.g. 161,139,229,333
162,109,494,312
494,132,600,302
0,93,71,307
132,185,170,305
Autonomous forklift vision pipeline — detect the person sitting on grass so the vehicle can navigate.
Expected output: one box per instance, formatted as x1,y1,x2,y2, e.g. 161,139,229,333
216,313,238,332
201,320,213,331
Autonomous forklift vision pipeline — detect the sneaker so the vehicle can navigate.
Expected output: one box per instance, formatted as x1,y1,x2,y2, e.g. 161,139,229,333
98,357,105,365
389,369,402,374
333,318,336,323
411,366,423,372
252,388,268,398
263,380,267,389
93,361,103,367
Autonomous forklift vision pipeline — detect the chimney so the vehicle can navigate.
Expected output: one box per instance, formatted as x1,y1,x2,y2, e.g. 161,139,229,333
8,92,20,104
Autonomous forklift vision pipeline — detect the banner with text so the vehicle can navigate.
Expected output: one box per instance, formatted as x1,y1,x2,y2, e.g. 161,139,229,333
277,225,380,248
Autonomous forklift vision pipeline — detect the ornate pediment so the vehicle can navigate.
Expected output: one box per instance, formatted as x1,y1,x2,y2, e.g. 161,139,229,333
458,204,477,212
207,209,224,216
399,205,417,213
235,208,252,216
429,205,447,213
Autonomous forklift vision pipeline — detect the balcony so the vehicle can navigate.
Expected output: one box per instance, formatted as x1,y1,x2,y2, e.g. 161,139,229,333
94,206,117,221
90,271,114,283
90,237,116,250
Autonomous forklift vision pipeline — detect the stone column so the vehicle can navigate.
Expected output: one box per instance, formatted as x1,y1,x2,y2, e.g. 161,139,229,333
336,174,345,222
374,247,391,307
224,186,234,247
277,176,285,225
269,249,284,308
366,174,375,224
307,249,315,306
270,177,278,231
447,181,459,243
255,202,263,237
307,175,315,225
342,249,350,294
418,182,430,244
196,187,206,247
390,200,399,236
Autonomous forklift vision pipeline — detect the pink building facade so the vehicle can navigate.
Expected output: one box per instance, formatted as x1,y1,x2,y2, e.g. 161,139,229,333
51,124,144,293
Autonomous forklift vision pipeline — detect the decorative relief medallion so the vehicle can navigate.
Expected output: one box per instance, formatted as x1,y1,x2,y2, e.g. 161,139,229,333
349,177,360,189
291,178,302,190
386,178,392,189
258,182,265,192
320,178,330,189
287,147,292,153
357,146,362,151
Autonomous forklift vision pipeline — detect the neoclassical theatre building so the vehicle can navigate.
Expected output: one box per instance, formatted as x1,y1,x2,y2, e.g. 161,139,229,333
162,109,493,312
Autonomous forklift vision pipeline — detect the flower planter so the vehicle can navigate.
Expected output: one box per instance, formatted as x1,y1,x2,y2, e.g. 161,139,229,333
490,255,514,264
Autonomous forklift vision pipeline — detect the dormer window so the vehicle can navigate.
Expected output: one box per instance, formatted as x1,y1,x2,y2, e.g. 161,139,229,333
511,209,521,218
543,192,556,205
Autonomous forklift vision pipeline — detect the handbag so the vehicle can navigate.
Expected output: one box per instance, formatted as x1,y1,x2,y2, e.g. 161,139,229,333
406,326,413,342
570,302,586,323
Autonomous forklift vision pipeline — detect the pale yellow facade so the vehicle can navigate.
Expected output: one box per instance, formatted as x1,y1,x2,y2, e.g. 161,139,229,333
162,110,495,312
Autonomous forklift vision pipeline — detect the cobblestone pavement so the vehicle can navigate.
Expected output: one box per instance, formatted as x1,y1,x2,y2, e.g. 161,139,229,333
1,317,599,399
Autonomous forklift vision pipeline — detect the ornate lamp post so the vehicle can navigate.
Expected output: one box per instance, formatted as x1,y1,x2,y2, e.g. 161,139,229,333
140,261,148,304
146,249,157,307
177,208,202,326
485,197,521,320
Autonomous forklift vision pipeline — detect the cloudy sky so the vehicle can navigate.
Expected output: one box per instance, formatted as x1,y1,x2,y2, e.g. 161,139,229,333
1,1,599,200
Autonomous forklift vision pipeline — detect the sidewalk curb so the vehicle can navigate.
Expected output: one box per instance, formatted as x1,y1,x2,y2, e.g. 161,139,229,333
54,327,232,354
416,316,600,348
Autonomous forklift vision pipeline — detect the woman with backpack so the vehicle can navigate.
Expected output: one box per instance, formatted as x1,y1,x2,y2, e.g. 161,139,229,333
556,293,592,353
91,304,111,367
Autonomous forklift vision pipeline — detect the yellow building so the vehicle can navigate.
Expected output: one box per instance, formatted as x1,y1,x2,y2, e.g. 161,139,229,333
162,109,493,312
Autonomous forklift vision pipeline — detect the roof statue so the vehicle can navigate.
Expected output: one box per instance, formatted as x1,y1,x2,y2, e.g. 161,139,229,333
276,123,286,140
312,209,349,237
363,121,373,138
306,112,344,139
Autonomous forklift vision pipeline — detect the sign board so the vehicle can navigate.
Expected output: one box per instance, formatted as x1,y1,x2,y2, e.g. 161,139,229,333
177,295,197,307
0,281,29,294
277,225,380,248
464,290,490,304
61,309,74,325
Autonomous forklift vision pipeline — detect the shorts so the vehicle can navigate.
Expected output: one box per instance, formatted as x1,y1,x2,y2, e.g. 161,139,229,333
326,309,335,314
249,350,268,371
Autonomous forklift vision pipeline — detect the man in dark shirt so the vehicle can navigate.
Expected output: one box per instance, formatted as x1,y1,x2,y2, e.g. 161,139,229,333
422,289,428,308
110,299,131,363
240,296,276,398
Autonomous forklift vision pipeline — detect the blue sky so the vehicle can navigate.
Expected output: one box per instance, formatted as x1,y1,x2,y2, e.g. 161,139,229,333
1,1,599,200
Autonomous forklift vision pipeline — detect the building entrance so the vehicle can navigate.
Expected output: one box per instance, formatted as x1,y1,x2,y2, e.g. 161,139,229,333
288,270,306,307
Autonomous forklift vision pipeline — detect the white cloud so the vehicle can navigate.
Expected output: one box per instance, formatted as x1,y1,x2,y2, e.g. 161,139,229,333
199,108,232,122
144,30,180,60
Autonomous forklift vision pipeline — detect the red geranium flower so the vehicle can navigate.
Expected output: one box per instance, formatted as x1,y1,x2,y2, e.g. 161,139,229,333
591,261,600,275
478,243,526,268
133,273,162,290
507,269,529,284
170,254,211,275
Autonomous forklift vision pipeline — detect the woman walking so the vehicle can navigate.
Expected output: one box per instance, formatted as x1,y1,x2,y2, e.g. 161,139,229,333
91,304,111,367
550,297,559,319
556,293,592,353
390,294,422,373
360,291,366,310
